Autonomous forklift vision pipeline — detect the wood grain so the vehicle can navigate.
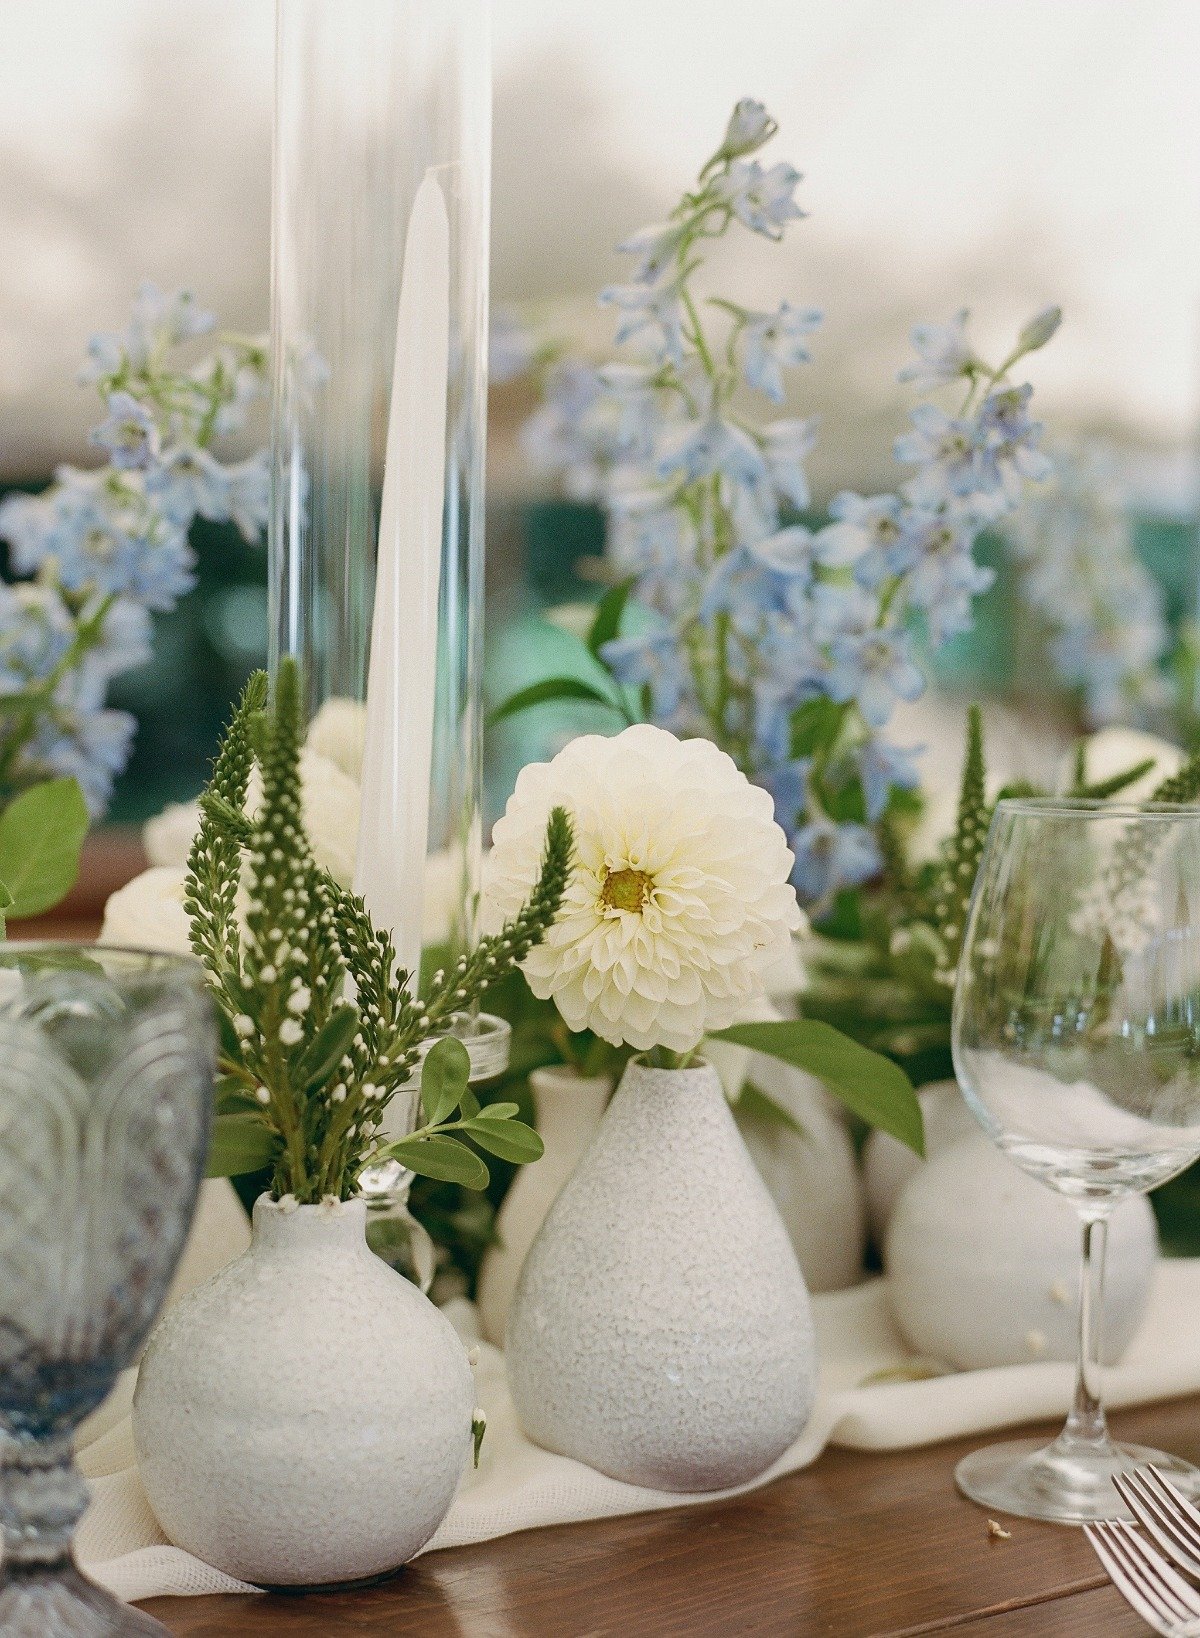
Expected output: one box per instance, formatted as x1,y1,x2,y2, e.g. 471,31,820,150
140,1398,1200,1637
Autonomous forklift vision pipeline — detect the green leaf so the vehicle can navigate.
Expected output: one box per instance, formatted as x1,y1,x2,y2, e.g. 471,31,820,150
0,878,13,913
382,1134,490,1190
0,779,89,920
478,1101,520,1120
206,1113,280,1178
790,698,844,760
294,1003,360,1091
1073,759,1156,801
487,676,622,729
459,1085,481,1120
422,1035,472,1126
708,1020,924,1155
465,1117,545,1164
587,579,635,658
733,1080,805,1137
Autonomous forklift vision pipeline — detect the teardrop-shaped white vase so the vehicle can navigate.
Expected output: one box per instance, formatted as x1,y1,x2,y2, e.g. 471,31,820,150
132,1195,475,1587
733,1051,866,1293
506,1058,816,1492
476,1065,611,1346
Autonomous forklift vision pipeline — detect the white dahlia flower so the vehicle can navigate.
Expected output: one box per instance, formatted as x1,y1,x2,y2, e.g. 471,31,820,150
486,725,802,1053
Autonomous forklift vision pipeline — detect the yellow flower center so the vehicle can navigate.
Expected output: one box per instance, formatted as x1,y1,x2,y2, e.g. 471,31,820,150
600,867,653,914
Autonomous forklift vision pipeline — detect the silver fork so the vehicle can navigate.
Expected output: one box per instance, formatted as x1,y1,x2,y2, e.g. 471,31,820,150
1085,1520,1200,1636
1115,1468,1200,1580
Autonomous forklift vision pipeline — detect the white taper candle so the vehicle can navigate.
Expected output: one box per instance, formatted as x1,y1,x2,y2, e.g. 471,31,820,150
354,173,451,1002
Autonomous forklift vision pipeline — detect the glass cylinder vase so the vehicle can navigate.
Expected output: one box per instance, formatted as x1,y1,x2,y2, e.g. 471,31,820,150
270,0,491,989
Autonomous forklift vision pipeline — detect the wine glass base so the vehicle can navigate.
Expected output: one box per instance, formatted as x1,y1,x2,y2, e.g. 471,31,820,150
0,1562,169,1635
956,1436,1200,1525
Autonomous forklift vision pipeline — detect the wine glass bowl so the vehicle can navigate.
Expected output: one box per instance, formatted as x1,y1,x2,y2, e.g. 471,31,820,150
0,945,214,1636
952,800,1200,1523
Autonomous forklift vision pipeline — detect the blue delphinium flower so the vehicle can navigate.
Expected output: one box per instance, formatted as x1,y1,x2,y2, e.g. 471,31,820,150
616,221,689,285
741,304,823,402
0,284,270,816
512,100,1059,909
826,626,925,729
711,160,805,239
1005,441,1168,726
27,705,137,815
600,631,688,721
856,737,922,822
760,418,819,510
90,390,161,471
790,813,881,903
896,310,979,389
599,279,688,366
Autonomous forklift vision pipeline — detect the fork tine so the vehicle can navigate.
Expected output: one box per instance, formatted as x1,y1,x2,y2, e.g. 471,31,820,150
1087,1523,1185,1635
1147,1468,1200,1547
1116,1470,1200,1580
1104,1522,1200,1621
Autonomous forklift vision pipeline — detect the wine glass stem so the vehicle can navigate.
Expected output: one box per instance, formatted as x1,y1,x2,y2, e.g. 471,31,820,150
0,1431,88,1571
1060,1209,1111,1451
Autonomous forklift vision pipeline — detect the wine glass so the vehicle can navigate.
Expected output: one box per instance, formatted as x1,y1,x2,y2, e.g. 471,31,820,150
952,799,1200,1524
0,945,214,1636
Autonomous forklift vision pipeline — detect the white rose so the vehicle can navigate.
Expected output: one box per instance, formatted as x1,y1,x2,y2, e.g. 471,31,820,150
139,747,361,887
143,801,201,868
99,866,193,955
306,696,367,783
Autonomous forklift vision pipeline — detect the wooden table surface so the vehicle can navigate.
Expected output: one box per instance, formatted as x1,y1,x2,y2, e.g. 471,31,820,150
141,1396,1200,1638
29,839,1192,1634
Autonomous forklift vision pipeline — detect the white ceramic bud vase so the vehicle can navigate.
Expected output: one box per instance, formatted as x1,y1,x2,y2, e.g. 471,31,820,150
506,1058,817,1492
476,1064,612,1347
132,1196,475,1587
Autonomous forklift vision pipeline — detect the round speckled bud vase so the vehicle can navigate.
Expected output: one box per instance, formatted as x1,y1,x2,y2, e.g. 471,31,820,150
132,1196,475,1587
505,1059,817,1492
886,1135,1157,1370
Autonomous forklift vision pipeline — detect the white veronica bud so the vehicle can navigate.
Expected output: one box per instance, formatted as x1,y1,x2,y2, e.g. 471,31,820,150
1016,305,1062,355
259,964,277,983
255,1085,270,1104
287,985,312,1015
279,1018,303,1045
233,1014,255,1039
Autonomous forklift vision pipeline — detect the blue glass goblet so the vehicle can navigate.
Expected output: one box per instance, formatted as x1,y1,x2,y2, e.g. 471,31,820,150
0,945,214,1636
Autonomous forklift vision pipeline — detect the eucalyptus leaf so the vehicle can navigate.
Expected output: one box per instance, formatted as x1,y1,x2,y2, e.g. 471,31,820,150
709,1020,923,1155
383,1133,490,1190
0,778,89,920
478,1101,520,1121
459,1085,481,1120
206,1113,280,1179
466,1118,545,1164
487,675,622,728
422,1035,472,1127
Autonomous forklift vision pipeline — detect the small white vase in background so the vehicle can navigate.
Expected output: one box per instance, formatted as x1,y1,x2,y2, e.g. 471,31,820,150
506,1058,816,1492
861,1079,977,1249
886,1134,1158,1371
733,1051,866,1293
133,1196,475,1587
476,1065,611,1347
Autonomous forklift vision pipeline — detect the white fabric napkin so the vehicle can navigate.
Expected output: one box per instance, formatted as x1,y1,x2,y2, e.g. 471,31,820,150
76,1256,1200,1605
